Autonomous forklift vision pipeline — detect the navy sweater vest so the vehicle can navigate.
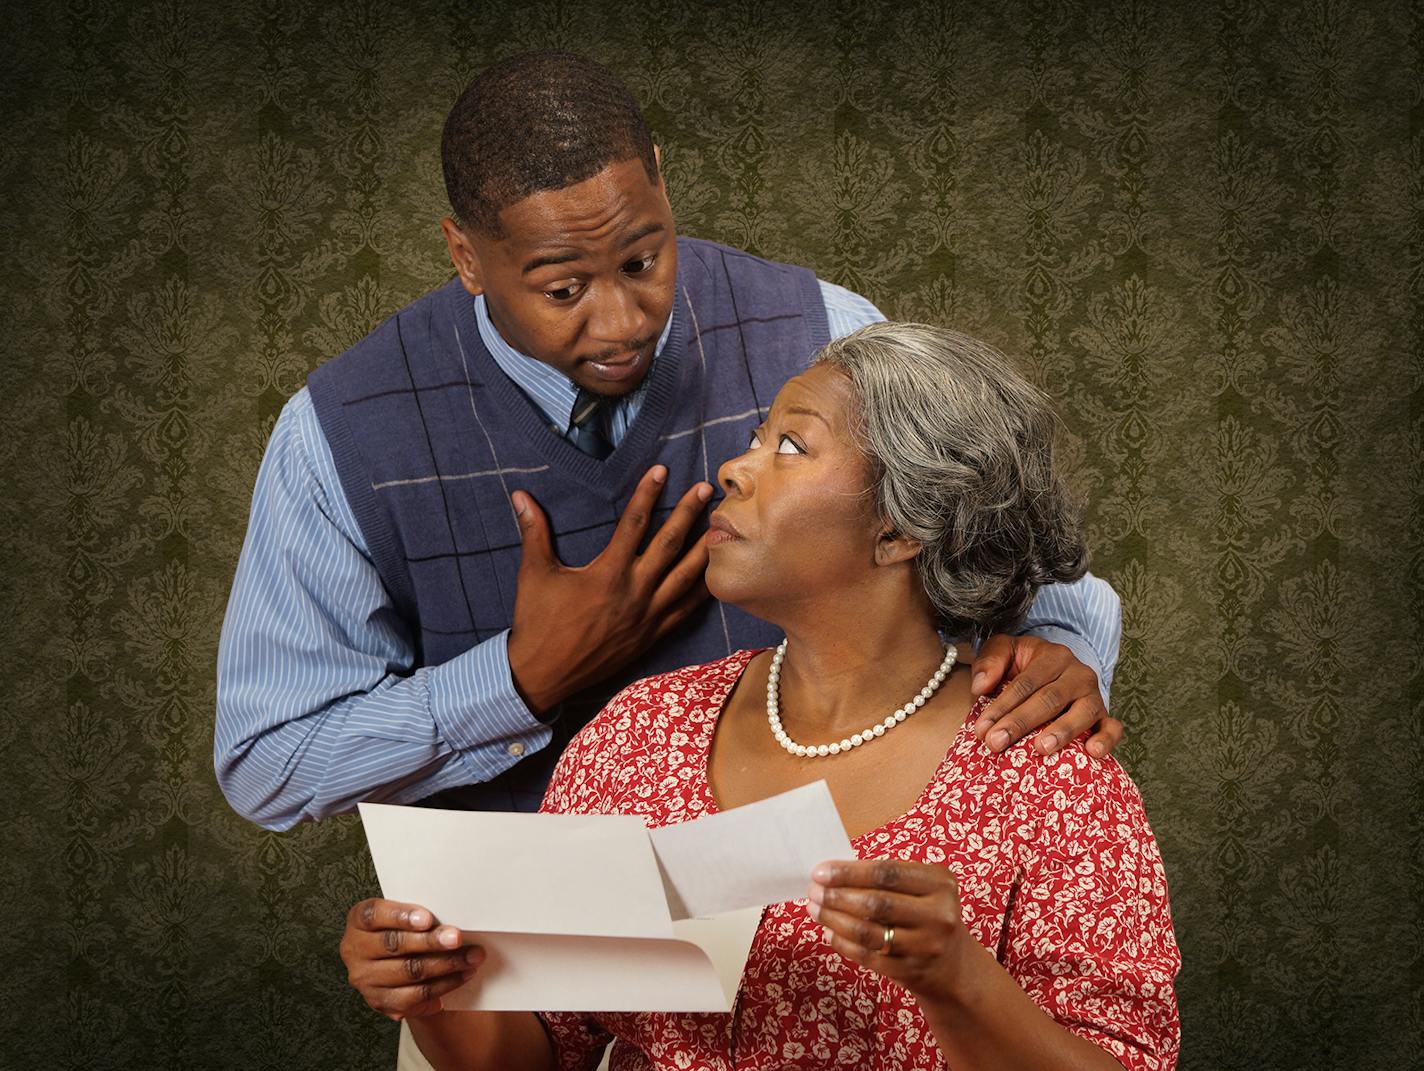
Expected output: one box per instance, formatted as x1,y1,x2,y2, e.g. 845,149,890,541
308,237,830,811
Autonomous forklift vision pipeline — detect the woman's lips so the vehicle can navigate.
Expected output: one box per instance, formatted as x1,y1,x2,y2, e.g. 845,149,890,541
707,511,742,547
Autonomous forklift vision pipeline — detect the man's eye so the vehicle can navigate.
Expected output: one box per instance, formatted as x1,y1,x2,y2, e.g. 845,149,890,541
624,255,656,274
544,283,581,301
746,430,762,451
776,435,804,455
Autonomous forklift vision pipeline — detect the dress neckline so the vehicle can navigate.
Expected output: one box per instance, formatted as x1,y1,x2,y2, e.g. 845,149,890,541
692,648,985,846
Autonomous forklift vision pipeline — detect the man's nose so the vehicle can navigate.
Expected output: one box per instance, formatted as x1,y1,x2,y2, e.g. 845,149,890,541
586,280,646,343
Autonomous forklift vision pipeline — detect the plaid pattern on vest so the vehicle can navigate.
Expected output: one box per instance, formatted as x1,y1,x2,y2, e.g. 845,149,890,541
307,237,830,810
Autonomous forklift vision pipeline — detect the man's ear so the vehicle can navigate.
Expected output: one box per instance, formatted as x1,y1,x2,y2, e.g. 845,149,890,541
441,217,485,297
875,527,922,567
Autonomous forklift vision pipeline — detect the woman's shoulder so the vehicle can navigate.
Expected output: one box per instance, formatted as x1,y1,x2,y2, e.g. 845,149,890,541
946,696,1153,849
1012,735,1145,820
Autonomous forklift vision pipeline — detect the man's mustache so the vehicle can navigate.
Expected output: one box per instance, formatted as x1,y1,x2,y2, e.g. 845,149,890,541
586,334,658,362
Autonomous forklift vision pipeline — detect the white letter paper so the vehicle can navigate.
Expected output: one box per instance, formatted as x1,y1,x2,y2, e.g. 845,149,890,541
358,781,854,1012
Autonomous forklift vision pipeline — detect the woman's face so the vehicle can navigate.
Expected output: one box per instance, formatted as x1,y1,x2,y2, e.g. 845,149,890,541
707,364,886,619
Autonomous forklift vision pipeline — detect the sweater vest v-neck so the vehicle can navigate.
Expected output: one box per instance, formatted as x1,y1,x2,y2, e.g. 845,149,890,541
307,237,830,810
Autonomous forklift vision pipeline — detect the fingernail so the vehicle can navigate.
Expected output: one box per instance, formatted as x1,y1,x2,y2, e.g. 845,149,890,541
972,672,988,693
1089,741,1105,757
650,466,667,484
438,927,459,948
410,909,429,928
811,864,832,882
988,728,1010,751
697,483,712,501
1038,733,1059,754
806,901,820,920
465,946,484,965
822,927,833,943
807,883,824,904
511,495,525,517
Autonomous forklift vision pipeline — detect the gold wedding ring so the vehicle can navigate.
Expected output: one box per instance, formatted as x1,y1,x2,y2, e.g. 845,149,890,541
882,925,895,956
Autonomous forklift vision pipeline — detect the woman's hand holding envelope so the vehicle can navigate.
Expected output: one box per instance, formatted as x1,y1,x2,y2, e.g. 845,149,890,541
341,898,486,1020
341,899,559,1070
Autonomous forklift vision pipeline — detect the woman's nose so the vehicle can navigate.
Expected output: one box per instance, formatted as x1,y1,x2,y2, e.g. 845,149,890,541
717,449,754,498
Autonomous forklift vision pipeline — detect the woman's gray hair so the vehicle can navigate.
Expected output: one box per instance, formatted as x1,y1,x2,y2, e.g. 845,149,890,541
816,322,1088,641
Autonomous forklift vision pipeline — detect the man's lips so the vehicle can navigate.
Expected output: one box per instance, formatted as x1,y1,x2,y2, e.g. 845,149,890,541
585,343,655,382
591,352,638,368
707,511,743,547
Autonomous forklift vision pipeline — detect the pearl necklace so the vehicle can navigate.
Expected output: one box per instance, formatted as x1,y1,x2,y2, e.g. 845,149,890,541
766,639,958,758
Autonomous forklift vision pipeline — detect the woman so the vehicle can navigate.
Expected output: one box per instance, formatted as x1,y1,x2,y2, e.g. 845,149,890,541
341,323,1180,1070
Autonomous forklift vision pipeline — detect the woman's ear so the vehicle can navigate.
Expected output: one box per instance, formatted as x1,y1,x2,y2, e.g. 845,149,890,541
875,527,922,567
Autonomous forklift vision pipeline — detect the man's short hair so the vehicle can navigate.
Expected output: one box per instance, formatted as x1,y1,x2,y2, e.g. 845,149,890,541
441,51,659,236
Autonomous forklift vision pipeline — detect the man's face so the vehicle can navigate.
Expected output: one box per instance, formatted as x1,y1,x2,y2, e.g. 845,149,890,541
444,155,678,398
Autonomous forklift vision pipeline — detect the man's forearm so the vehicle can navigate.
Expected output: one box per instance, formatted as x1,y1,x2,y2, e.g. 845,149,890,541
215,631,550,829
1018,571,1122,704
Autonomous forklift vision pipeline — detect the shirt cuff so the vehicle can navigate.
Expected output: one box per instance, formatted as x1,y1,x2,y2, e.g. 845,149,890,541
426,630,553,765
1016,624,1111,708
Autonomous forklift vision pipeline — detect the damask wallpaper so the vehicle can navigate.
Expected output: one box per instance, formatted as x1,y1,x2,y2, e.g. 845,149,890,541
1,0,1416,1068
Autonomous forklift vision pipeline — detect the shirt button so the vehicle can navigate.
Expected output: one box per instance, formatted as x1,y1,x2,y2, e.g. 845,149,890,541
507,742,526,758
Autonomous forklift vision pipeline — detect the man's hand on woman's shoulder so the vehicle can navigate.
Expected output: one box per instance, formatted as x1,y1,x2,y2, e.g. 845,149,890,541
969,634,1126,759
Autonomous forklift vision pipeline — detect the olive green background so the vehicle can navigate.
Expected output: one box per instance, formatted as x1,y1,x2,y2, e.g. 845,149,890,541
1,0,1417,1067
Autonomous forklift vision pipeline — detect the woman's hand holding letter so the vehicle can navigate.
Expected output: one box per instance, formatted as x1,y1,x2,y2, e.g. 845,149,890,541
808,858,1126,1070
340,899,484,1020
806,859,974,1004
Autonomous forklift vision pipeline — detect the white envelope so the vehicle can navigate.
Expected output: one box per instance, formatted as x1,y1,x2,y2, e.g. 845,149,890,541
358,781,855,1012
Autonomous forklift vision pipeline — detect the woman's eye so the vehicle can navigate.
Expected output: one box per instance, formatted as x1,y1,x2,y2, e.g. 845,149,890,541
776,435,803,455
624,255,656,274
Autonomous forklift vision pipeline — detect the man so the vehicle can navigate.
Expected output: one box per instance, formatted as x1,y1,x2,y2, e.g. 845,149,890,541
215,51,1122,832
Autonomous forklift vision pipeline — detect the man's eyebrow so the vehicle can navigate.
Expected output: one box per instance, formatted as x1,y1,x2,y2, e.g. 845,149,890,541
620,221,665,249
521,223,666,277
521,249,582,276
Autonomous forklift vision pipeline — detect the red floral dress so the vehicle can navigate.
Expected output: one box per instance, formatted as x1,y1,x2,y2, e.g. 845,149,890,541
538,651,1180,1070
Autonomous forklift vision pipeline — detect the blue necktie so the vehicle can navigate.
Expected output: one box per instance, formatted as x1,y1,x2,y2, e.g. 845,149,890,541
569,389,614,460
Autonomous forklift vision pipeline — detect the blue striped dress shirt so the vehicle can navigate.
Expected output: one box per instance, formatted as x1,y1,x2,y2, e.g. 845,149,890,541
215,279,1121,829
